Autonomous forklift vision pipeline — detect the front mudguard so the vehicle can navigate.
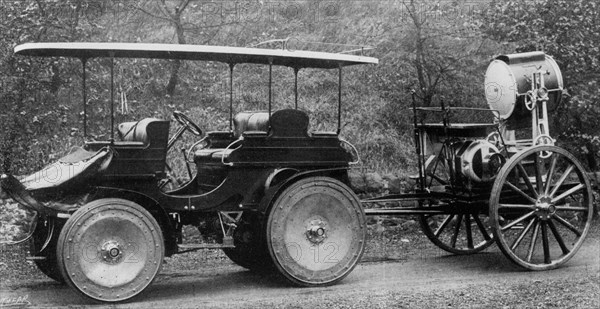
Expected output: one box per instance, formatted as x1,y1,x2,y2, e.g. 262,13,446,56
0,147,113,217
0,174,56,216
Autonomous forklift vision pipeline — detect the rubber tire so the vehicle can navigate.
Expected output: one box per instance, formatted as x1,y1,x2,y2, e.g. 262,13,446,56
57,198,164,302
266,176,366,286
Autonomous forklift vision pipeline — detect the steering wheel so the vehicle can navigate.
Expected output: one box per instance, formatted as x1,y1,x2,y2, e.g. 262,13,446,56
168,111,203,151
173,111,202,136
164,111,204,188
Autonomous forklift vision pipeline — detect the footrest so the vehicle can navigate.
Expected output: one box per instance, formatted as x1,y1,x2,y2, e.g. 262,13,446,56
26,256,47,261
177,242,235,250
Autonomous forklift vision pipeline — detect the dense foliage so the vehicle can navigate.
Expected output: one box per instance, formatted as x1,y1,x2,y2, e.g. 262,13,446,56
481,0,600,168
0,0,598,177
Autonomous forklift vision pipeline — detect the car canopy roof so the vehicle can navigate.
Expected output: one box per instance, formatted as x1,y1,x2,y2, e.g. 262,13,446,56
14,42,378,69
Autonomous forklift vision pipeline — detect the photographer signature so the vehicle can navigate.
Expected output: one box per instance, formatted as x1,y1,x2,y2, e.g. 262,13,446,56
0,295,31,307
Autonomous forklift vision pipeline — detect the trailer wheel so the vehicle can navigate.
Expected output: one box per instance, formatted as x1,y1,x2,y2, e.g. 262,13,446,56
419,205,494,255
490,146,593,270
223,247,272,270
266,176,366,286
57,198,164,302
30,216,65,283
222,219,273,271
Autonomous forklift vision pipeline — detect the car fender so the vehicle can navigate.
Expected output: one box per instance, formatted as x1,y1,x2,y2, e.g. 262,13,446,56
257,167,351,214
92,186,178,255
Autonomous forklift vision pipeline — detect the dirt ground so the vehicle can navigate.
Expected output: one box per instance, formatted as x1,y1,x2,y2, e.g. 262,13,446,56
1,218,598,308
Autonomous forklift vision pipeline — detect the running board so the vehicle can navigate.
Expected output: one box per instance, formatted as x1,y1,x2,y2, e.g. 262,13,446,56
177,243,235,250
364,208,446,216
26,256,47,261
177,237,235,251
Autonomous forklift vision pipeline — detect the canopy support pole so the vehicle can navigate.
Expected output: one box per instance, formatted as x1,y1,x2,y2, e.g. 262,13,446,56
337,64,342,134
229,63,235,131
81,58,87,138
268,58,273,116
110,53,115,141
294,67,299,109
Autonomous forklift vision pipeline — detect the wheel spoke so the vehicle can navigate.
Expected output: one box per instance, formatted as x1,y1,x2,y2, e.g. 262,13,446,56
450,214,463,248
501,211,536,231
517,163,538,198
499,203,536,210
551,184,584,204
510,218,536,251
549,164,575,197
533,155,544,195
473,215,492,241
434,215,454,238
430,174,448,185
544,153,558,195
527,220,540,262
547,219,570,255
428,154,448,186
552,214,582,237
505,182,537,204
465,214,474,249
555,206,589,212
541,221,551,264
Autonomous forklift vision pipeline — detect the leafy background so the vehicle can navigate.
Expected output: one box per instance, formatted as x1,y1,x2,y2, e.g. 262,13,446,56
0,0,598,179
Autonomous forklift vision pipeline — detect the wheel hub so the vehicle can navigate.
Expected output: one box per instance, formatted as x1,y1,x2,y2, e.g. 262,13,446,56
535,196,556,220
100,240,124,264
306,219,327,244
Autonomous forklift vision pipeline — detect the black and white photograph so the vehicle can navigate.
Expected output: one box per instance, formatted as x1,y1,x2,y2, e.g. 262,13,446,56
0,0,598,307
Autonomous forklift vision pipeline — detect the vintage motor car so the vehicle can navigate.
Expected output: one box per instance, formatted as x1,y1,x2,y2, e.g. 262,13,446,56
0,42,378,302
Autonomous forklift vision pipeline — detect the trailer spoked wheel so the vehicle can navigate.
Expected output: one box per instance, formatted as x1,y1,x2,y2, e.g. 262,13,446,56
490,146,593,270
30,215,65,283
57,198,164,302
419,204,494,254
222,217,274,271
267,177,366,286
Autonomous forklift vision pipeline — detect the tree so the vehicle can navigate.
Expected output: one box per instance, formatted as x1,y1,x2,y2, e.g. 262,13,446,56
0,0,99,173
395,0,491,107
369,0,497,138
131,0,242,96
133,0,190,96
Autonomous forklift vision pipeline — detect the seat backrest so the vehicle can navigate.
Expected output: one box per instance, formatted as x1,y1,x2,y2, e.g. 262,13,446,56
270,109,309,137
118,118,168,144
233,111,270,138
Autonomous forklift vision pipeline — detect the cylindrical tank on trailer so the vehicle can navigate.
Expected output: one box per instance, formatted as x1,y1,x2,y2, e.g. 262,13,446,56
484,51,563,127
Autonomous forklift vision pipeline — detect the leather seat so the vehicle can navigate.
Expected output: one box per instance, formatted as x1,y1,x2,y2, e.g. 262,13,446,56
117,118,163,143
233,111,270,138
194,109,314,164
194,149,234,161
269,109,309,137
194,112,269,164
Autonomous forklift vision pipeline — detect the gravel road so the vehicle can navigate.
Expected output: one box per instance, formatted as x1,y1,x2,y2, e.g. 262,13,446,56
1,235,598,308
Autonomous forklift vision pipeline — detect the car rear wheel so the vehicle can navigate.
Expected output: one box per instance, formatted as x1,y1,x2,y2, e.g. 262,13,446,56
266,176,366,286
